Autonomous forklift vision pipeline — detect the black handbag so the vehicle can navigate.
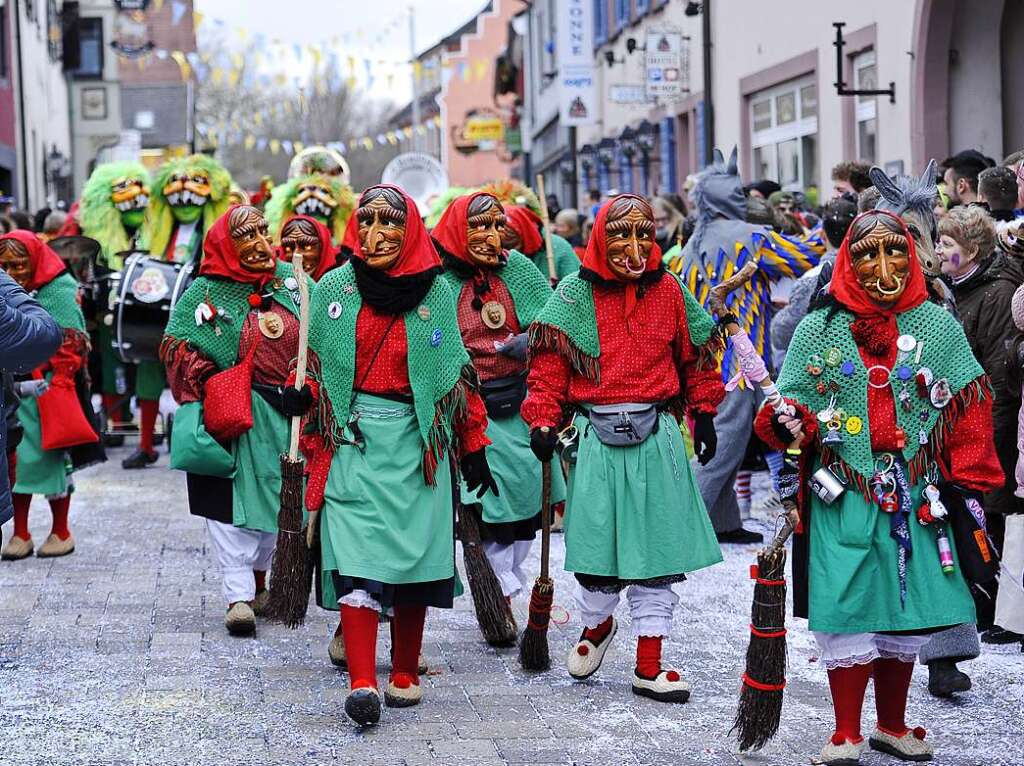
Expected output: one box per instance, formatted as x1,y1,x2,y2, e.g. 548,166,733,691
939,483,1000,585
479,373,527,420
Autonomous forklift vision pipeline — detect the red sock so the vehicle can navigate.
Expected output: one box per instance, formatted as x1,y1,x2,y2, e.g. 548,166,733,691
12,493,31,540
102,394,123,425
340,604,379,690
7,449,16,489
139,399,159,454
583,615,613,644
391,604,427,687
635,635,663,678
873,658,914,736
254,570,266,593
827,663,872,745
48,495,71,540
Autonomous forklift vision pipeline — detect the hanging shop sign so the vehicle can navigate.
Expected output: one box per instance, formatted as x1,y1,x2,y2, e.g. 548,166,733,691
380,153,449,217
557,0,597,125
452,110,507,154
115,0,151,9
645,30,688,100
110,12,155,59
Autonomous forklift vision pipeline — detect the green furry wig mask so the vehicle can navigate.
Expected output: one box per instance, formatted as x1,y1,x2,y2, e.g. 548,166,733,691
140,154,232,257
80,161,151,269
264,173,356,246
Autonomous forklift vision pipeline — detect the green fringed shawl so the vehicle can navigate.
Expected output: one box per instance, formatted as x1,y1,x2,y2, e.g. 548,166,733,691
163,260,300,370
528,233,580,281
36,273,86,333
441,249,552,328
777,300,987,489
528,271,717,383
308,263,470,474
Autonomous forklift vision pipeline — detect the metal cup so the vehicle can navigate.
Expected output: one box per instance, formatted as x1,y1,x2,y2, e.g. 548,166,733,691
811,465,846,505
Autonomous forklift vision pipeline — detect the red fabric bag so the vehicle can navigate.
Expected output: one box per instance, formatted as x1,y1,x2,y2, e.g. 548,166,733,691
38,376,99,451
203,334,260,442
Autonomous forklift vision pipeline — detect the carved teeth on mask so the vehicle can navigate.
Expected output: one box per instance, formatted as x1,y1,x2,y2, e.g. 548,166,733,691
167,192,182,206
135,194,149,208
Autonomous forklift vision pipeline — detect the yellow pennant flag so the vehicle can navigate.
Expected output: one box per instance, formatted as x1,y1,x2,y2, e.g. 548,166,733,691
211,66,223,85
474,60,489,81
362,137,374,151
192,11,204,29
170,51,191,81
244,135,257,151
269,139,281,155
293,142,305,155
153,0,164,10
228,68,240,87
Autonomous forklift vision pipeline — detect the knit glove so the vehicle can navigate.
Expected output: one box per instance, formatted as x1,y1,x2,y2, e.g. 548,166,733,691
15,379,49,399
461,448,499,499
692,412,717,465
281,384,313,417
530,427,558,462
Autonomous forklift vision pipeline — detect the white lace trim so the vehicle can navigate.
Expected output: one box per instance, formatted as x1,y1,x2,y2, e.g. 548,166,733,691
822,650,879,670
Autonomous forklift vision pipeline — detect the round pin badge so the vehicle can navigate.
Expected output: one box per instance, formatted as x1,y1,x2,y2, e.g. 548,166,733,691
430,328,443,347
328,302,343,320
417,305,431,321
845,416,863,435
806,353,824,377
825,347,842,367
481,301,507,330
841,360,856,377
930,378,953,408
284,276,298,291
897,334,917,353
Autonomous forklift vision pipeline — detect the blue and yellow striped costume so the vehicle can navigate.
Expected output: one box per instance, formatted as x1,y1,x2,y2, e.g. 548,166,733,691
665,228,824,383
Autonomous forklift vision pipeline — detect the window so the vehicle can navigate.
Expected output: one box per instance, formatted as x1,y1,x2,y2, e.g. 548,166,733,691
636,0,650,15
853,50,877,163
748,75,817,190
72,17,103,79
614,0,630,31
134,110,155,130
594,0,608,46
0,4,7,79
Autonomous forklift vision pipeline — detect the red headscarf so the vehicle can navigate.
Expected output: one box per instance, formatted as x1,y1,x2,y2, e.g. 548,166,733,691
829,209,929,354
504,205,543,255
829,209,928,318
276,214,336,281
432,192,504,267
347,184,441,277
199,205,277,289
582,195,663,319
0,230,67,292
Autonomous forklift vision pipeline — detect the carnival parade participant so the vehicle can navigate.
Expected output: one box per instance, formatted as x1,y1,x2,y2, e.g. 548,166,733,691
522,194,724,703
301,184,496,726
277,214,338,281
265,167,355,249
130,155,232,470
0,232,95,560
432,192,566,613
79,161,151,440
755,210,1002,764
670,148,822,544
501,204,580,283
161,205,308,636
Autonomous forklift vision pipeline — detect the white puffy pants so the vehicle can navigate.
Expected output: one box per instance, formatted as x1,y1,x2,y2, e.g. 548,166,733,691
575,582,679,638
814,631,929,670
482,540,533,598
995,514,1024,635
205,519,276,606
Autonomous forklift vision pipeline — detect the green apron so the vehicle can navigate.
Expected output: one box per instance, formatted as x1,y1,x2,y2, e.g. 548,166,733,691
13,391,70,497
230,393,290,533
563,411,722,580
459,413,566,524
807,456,977,634
319,393,455,603
135,360,166,401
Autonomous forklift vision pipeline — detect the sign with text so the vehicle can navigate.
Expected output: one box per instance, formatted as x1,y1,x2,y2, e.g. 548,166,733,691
557,0,597,125
645,30,688,100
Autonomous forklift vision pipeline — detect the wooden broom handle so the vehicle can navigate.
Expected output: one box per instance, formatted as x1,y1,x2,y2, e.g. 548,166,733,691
540,455,552,580
289,253,311,461
535,175,558,284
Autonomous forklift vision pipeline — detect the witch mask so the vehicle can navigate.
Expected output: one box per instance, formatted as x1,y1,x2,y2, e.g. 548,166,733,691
500,219,522,251
357,186,407,271
847,212,911,307
604,196,655,281
163,168,212,224
466,194,505,268
229,206,275,273
111,175,150,229
281,217,324,275
293,179,338,222
0,237,32,288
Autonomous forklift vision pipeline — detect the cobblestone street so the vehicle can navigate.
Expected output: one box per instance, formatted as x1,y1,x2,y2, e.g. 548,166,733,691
1,448,1022,766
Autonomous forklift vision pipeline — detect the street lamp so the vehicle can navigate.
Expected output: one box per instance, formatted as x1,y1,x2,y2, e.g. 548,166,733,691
618,126,638,162
636,121,657,196
597,137,616,169
559,156,575,185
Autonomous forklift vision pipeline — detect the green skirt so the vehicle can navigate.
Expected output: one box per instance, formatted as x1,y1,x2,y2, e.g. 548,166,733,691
135,360,166,401
319,393,455,603
807,460,977,633
459,412,566,524
563,411,722,580
13,395,70,497
231,393,290,533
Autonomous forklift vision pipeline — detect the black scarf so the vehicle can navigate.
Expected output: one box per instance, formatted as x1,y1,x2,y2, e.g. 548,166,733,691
351,256,441,315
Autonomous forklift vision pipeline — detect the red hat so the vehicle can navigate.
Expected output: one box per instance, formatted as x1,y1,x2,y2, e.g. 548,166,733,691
276,214,337,281
0,230,67,292
504,205,543,255
347,184,441,277
199,205,277,289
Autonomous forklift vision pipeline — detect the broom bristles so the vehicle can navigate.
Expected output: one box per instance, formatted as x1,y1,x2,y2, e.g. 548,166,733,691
264,456,314,628
731,545,789,751
458,509,518,647
519,577,554,671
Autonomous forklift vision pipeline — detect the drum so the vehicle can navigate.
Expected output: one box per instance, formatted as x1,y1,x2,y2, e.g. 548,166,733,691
114,253,196,363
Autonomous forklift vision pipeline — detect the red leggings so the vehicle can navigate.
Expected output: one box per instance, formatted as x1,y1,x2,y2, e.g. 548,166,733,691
12,493,71,540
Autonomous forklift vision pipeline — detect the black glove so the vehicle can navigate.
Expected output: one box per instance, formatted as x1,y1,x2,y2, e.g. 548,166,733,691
281,384,313,417
530,427,558,462
461,449,499,499
496,332,529,361
692,412,717,466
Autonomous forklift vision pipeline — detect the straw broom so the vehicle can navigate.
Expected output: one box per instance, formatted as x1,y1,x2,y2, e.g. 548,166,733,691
703,263,802,750
458,501,518,647
519,457,554,671
264,253,314,627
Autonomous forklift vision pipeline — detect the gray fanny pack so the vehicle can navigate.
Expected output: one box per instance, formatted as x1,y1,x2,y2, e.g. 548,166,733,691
585,403,662,446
